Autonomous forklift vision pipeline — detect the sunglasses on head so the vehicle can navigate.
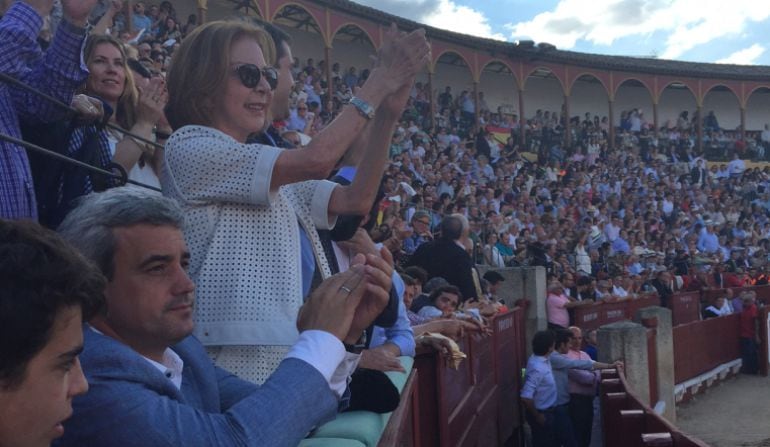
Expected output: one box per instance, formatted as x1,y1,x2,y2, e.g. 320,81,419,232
233,64,278,90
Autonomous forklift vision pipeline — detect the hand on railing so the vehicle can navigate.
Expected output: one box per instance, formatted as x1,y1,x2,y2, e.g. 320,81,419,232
70,94,104,126
359,346,406,372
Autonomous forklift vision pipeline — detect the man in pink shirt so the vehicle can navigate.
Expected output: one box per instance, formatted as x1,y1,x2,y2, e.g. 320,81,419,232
546,281,583,329
567,326,599,447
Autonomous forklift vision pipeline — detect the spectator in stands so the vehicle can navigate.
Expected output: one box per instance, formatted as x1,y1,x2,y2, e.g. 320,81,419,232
703,296,732,318
417,285,461,319
408,215,478,301
482,270,506,302
739,292,760,374
1,0,99,220
130,1,151,34
403,210,432,256
0,220,103,447
55,187,392,446
547,281,585,329
27,34,168,227
483,231,506,267
162,20,429,383
567,326,599,447
650,270,674,308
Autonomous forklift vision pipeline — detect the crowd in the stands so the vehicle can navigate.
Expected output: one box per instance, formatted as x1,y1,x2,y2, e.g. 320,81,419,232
0,1,767,447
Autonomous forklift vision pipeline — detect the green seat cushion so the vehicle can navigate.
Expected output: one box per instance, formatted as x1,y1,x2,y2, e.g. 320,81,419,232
298,437,367,447
304,356,414,447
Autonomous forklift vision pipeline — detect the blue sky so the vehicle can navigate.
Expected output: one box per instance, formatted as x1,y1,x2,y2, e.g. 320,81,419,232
351,0,770,65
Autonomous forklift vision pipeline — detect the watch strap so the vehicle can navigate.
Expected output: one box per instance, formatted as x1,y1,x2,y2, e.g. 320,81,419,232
349,96,375,120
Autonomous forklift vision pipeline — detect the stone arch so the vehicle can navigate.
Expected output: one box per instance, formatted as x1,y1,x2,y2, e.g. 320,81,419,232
271,2,324,38
614,78,654,130
746,87,770,131
328,23,377,86
570,73,610,123
271,3,325,71
702,85,741,132
522,66,564,122
478,60,519,120
330,22,377,49
523,66,565,93
432,50,474,114
658,81,697,131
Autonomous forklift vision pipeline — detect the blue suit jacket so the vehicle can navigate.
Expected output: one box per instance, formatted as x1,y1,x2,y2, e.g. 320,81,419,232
55,328,337,447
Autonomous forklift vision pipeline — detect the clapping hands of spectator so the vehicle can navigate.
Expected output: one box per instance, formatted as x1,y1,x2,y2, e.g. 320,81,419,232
358,345,405,372
61,0,101,27
70,94,104,125
304,250,393,344
368,24,430,112
132,77,168,155
296,263,368,342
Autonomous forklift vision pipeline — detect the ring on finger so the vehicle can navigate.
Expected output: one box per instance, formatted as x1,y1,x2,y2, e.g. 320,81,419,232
340,285,353,294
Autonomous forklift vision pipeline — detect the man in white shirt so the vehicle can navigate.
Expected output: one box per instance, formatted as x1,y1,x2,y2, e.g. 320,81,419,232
56,188,392,446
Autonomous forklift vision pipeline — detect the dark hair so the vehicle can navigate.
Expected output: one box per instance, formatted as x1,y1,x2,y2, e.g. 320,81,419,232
257,20,292,62
554,328,574,349
428,285,462,304
0,220,105,389
439,215,463,241
532,330,555,356
404,266,428,285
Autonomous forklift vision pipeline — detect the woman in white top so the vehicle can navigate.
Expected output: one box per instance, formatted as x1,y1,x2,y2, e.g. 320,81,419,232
84,35,166,188
161,21,429,383
483,232,506,268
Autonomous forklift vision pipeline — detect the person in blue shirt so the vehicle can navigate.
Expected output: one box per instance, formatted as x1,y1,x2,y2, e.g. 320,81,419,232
521,330,618,447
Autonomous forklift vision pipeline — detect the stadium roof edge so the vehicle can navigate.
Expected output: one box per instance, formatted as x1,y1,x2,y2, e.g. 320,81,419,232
303,0,770,81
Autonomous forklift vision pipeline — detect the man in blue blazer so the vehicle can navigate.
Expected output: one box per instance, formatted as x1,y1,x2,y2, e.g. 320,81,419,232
54,188,393,447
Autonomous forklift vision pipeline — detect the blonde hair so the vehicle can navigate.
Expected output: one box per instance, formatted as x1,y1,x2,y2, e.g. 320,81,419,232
165,20,276,130
83,35,139,130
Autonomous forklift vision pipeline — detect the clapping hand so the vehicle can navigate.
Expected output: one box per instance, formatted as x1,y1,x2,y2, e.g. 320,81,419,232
71,94,104,125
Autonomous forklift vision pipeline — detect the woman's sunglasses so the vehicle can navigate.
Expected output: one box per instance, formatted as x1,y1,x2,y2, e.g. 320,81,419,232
233,64,278,90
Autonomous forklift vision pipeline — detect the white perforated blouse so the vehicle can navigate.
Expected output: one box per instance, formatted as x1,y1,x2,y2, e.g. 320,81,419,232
161,125,337,383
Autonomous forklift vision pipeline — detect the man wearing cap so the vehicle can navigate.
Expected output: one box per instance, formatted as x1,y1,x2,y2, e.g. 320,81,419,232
403,210,433,256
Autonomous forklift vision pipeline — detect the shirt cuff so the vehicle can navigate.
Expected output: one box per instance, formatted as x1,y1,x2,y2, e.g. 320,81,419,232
251,143,282,206
286,330,359,398
310,180,339,230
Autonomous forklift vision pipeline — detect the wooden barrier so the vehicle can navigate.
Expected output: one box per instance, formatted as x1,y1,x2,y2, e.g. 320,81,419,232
414,308,526,447
672,314,740,384
669,291,701,326
600,369,710,447
572,295,660,332
379,369,420,447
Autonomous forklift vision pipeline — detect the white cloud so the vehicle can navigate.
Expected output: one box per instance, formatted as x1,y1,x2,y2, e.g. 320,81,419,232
505,0,770,60
716,44,765,65
350,0,506,41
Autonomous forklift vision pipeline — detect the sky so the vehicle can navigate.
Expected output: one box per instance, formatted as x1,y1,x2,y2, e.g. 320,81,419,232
350,0,770,65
